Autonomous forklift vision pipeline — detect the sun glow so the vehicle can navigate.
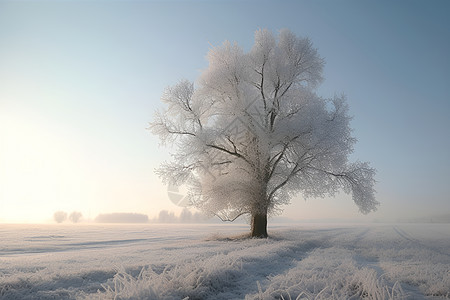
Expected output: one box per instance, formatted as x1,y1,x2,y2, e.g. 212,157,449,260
0,113,91,223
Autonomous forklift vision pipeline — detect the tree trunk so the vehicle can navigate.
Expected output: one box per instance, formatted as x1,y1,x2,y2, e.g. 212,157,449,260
251,212,268,238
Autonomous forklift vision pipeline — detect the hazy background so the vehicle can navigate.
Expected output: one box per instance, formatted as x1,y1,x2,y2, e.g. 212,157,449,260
1,0,449,223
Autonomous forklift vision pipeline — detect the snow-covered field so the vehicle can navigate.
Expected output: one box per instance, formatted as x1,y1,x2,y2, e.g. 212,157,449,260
0,223,449,299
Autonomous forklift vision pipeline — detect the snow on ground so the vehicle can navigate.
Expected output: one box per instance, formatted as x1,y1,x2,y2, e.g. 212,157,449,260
0,223,449,299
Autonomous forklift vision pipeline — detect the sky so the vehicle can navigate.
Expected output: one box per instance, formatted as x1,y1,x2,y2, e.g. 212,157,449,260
0,0,449,223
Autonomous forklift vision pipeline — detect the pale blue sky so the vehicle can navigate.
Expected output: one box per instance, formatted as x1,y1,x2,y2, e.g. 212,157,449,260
0,0,449,223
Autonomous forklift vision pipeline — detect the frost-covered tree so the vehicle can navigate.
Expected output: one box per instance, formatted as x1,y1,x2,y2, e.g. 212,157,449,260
150,29,378,238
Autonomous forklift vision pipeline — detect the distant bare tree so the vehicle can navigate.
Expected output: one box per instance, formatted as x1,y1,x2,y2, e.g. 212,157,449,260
69,211,83,223
54,211,67,223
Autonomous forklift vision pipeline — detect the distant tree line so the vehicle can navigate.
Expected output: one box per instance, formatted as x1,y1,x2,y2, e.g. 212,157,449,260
153,208,210,223
53,209,211,224
95,213,149,223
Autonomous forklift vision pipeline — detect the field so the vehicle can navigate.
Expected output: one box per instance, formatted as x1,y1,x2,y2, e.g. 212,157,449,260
0,223,449,299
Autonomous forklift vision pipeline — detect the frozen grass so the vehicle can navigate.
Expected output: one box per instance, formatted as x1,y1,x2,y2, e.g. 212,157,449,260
247,248,406,300
84,247,406,300
1,223,449,299
84,255,244,300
